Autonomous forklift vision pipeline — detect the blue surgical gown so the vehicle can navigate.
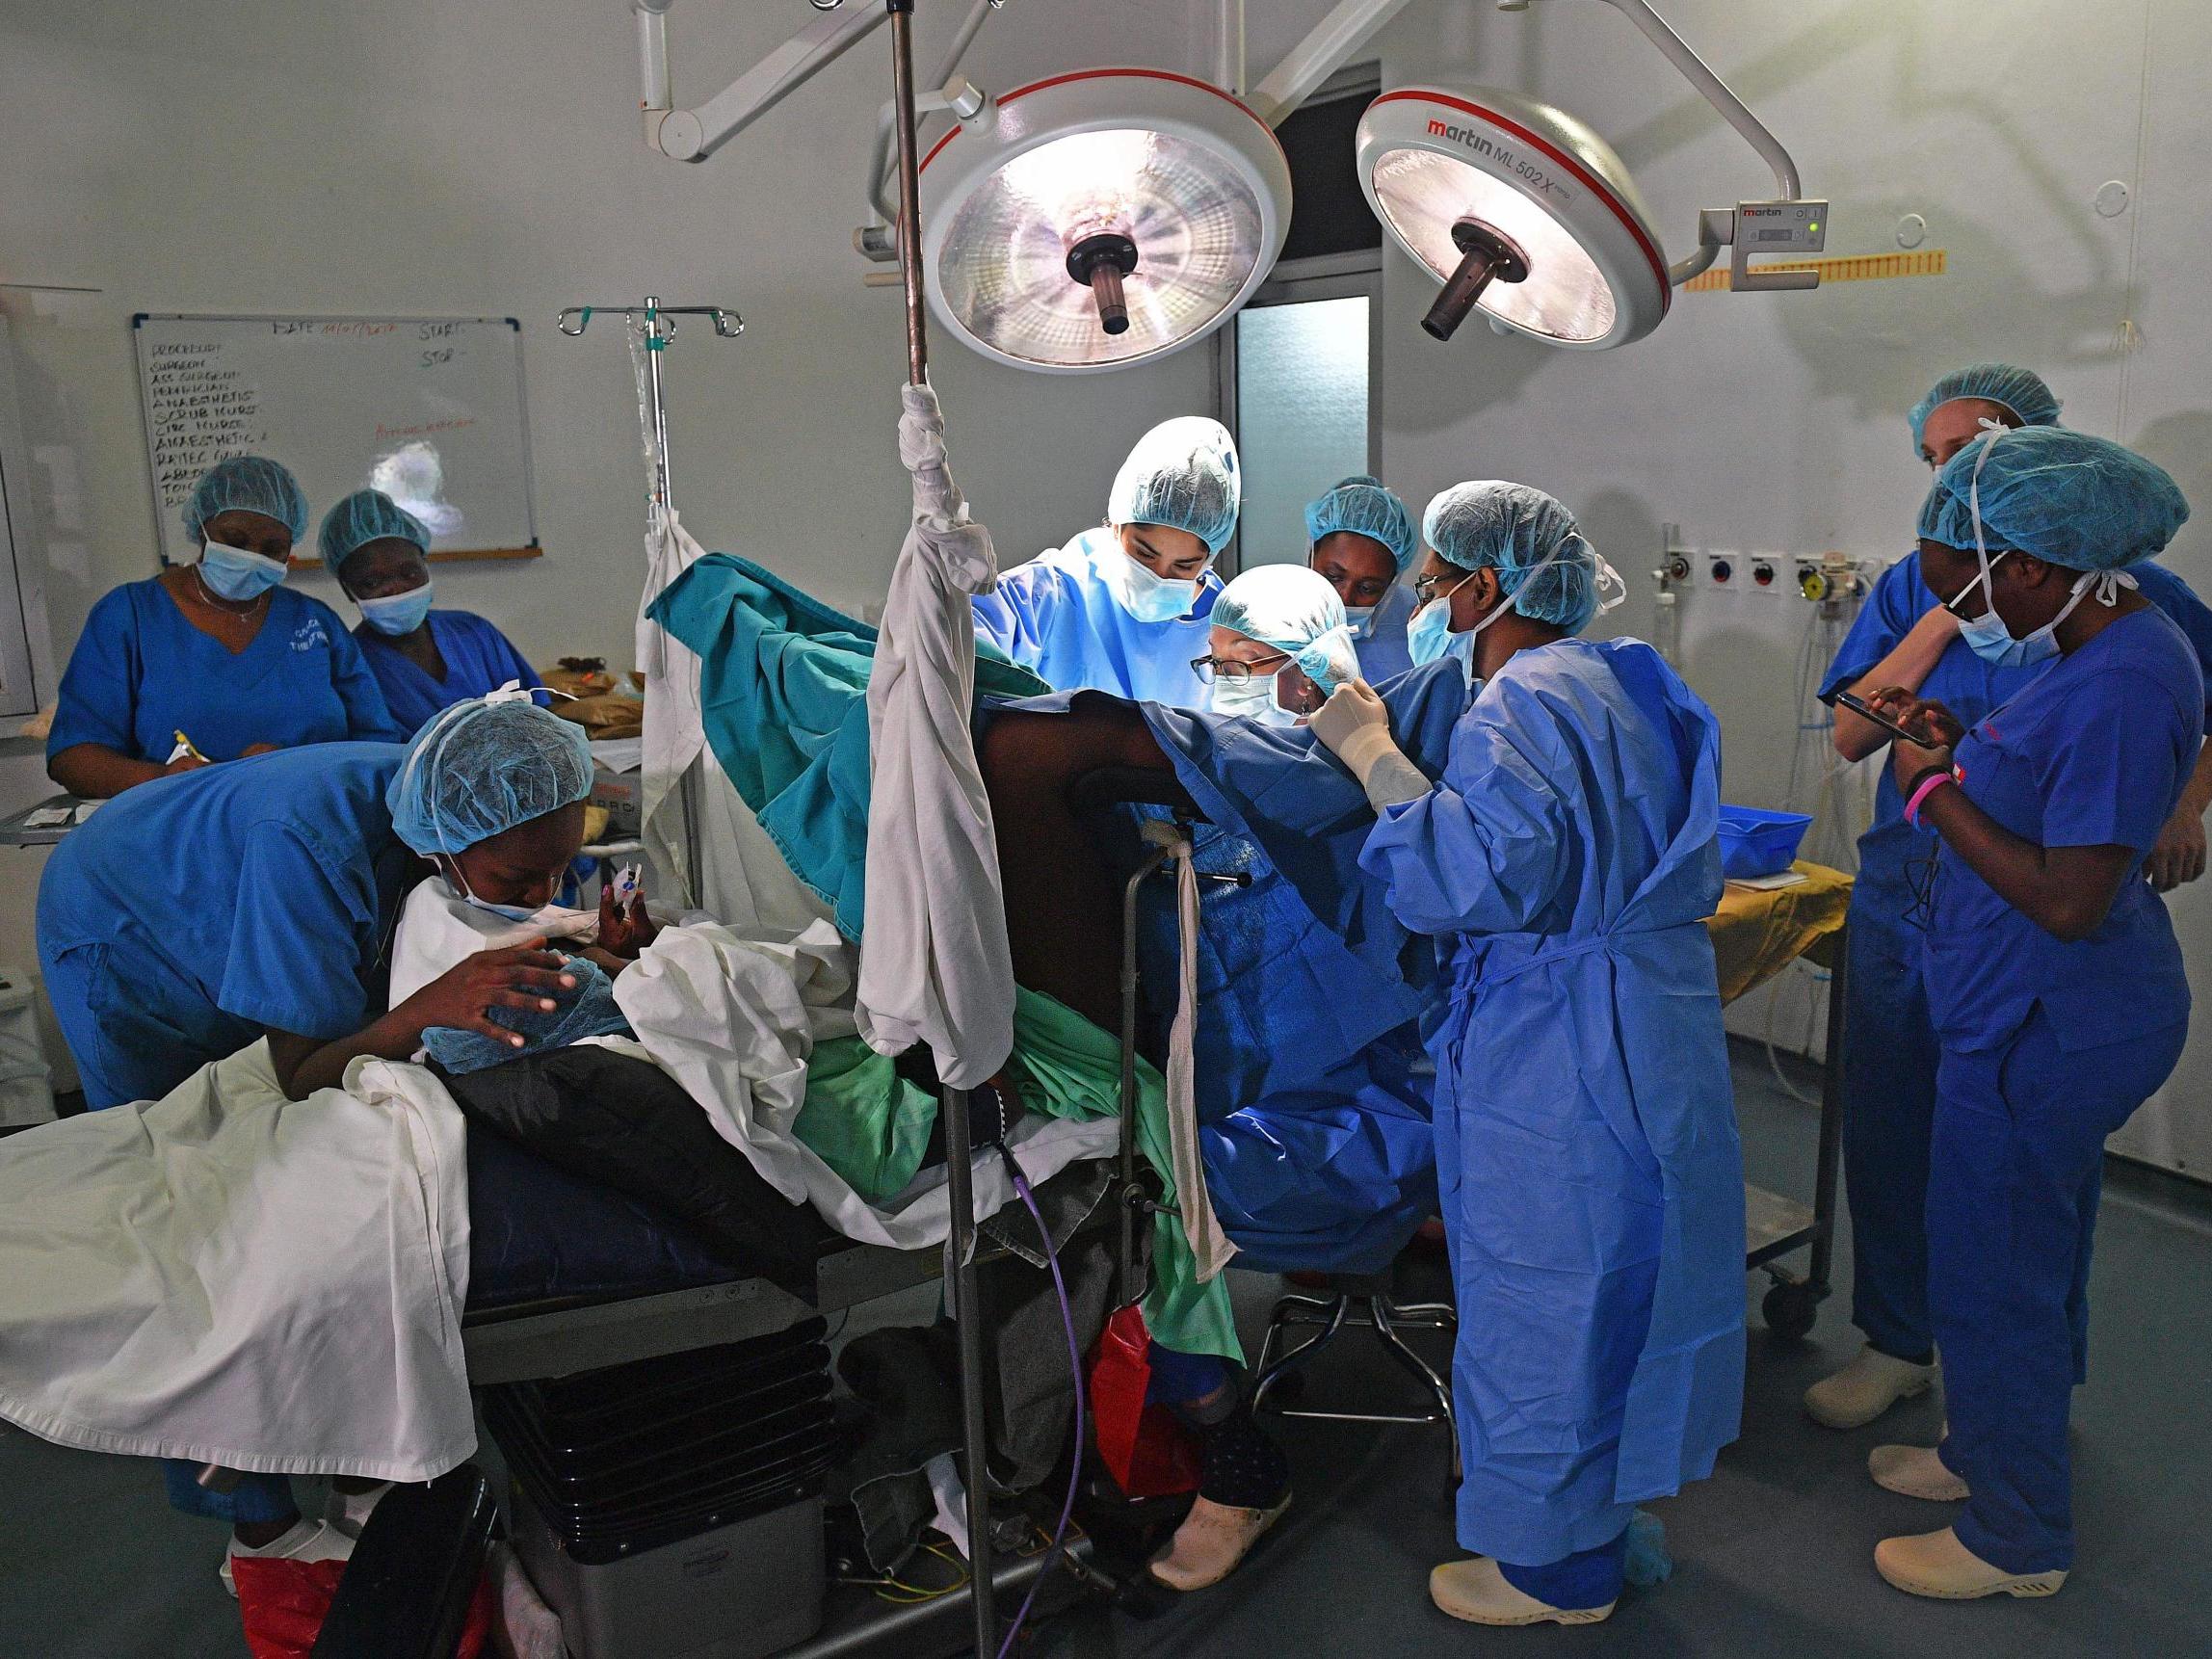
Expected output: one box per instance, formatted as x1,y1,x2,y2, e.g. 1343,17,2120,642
970,528,1220,705
1359,638,1745,1566
47,578,403,765
1351,581,1417,682
37,744,415,1108
354,609,543,736
1818,552,2212,1357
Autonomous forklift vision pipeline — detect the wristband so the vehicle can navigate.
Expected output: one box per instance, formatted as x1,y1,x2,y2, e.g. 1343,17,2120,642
1904,769,1955,828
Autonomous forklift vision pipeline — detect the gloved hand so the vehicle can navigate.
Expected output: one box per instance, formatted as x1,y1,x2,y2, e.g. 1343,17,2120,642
1310,681,1431,810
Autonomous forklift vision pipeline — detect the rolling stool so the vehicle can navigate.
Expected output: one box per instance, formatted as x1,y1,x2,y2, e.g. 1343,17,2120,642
1251,1272,1461,1480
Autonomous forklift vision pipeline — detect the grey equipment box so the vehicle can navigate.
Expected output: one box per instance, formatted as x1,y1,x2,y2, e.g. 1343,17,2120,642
513,1487,825,1659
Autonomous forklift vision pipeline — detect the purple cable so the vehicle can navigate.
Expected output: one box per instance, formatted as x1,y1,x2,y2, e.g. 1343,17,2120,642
993,1149,1085,1659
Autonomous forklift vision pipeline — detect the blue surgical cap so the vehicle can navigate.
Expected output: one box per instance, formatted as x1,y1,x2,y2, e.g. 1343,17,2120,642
1916,426,2188,571
1107,417,1241,556
388,692,594,856
1213,565,1358,694
184,456,309,546
1907,363,2061,459
1423,481,1609,634
320,487,431,574
1305,475,1419,573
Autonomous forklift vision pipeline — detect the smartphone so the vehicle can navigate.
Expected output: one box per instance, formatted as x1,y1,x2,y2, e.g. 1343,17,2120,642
1830,689,1936,746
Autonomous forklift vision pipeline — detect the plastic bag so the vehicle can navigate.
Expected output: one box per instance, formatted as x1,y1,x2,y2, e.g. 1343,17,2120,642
489,1542,566,1659
233,1555,495,1659
1088,1304,1200,1499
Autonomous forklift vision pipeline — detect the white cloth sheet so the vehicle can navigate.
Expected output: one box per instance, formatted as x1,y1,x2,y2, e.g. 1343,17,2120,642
1160,830,1237,1280
854,382,1016,1090
0,1044,474,1481
619,917,1114,1251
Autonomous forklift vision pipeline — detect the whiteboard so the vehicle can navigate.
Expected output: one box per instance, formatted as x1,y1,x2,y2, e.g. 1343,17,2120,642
132,313,539,567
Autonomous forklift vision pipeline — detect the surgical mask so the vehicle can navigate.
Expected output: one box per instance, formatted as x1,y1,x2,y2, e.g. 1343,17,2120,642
1105,546,1202,623
1343,603,1378,639
357,582,434,636
1959,566,2131,669
1210,672,1300,726
1406,571,1476,667
198,540,289,601
442,856,582,930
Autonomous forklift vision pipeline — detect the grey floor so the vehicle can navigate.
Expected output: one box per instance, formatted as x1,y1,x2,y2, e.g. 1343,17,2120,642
6,1040,2210,1657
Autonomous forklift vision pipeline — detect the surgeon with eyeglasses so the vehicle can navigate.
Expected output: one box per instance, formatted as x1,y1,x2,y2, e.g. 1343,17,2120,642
971,417,1238,705
1195,564,1360,725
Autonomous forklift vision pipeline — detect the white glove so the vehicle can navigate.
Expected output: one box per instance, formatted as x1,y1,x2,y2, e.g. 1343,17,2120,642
1311,681,1431,810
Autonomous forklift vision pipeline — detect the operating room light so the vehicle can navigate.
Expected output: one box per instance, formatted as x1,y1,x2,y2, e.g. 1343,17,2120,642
920,69,1293,374
1357,86,1672,351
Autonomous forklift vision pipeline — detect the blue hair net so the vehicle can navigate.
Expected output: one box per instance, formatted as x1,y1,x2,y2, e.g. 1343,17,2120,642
320,487,431,573
184,456,309,546
1213,565,1358,694
423,957,632,1074
1422,481,1614,634
388,692,594,855
1107,417,1241,555
1916,426,2188,571
1907,363,2061,459
1304,474,1418,573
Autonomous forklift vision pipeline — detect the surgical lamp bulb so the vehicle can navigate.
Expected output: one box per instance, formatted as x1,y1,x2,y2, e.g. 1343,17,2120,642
1357,87,1670,351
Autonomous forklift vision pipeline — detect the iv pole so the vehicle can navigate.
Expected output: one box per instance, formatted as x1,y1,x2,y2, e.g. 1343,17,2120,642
882,4,1001,1648
554,298,742,908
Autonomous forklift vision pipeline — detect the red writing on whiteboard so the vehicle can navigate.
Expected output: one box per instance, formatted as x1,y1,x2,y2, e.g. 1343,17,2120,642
374,417,477,438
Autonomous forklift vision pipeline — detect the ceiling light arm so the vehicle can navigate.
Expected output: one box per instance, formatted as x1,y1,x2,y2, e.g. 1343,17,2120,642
633,0,889,162
1510,0,1823,291
1251,0,1418,126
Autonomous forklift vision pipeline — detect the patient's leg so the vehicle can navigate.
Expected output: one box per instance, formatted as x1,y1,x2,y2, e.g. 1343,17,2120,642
978,701,1174,1031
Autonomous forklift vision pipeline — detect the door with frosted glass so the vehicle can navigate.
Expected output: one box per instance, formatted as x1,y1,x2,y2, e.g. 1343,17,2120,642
1229,294,1371,571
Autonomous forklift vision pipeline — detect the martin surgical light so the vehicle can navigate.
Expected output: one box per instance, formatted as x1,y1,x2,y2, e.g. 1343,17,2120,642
1362,0,1826,349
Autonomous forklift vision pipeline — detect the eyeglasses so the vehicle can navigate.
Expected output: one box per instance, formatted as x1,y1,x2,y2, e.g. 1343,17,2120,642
1190,651,1290,684
1413,568,1470,605
1939,550,2010,619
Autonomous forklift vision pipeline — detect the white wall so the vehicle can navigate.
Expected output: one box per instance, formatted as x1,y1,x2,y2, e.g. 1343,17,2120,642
1372,0,2212,1174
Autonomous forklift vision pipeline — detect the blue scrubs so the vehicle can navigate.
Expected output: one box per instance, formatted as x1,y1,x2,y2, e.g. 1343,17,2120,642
1349,581,1417,682
354,609,542,735
36,744,414,1109
47,579,403,765
1358,639,1745,1590
1920,606,2199,1574
971,528,1220,704
1818,553,2212,1361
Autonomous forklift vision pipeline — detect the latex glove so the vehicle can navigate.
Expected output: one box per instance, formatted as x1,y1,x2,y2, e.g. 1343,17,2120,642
1311,681,1430,810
